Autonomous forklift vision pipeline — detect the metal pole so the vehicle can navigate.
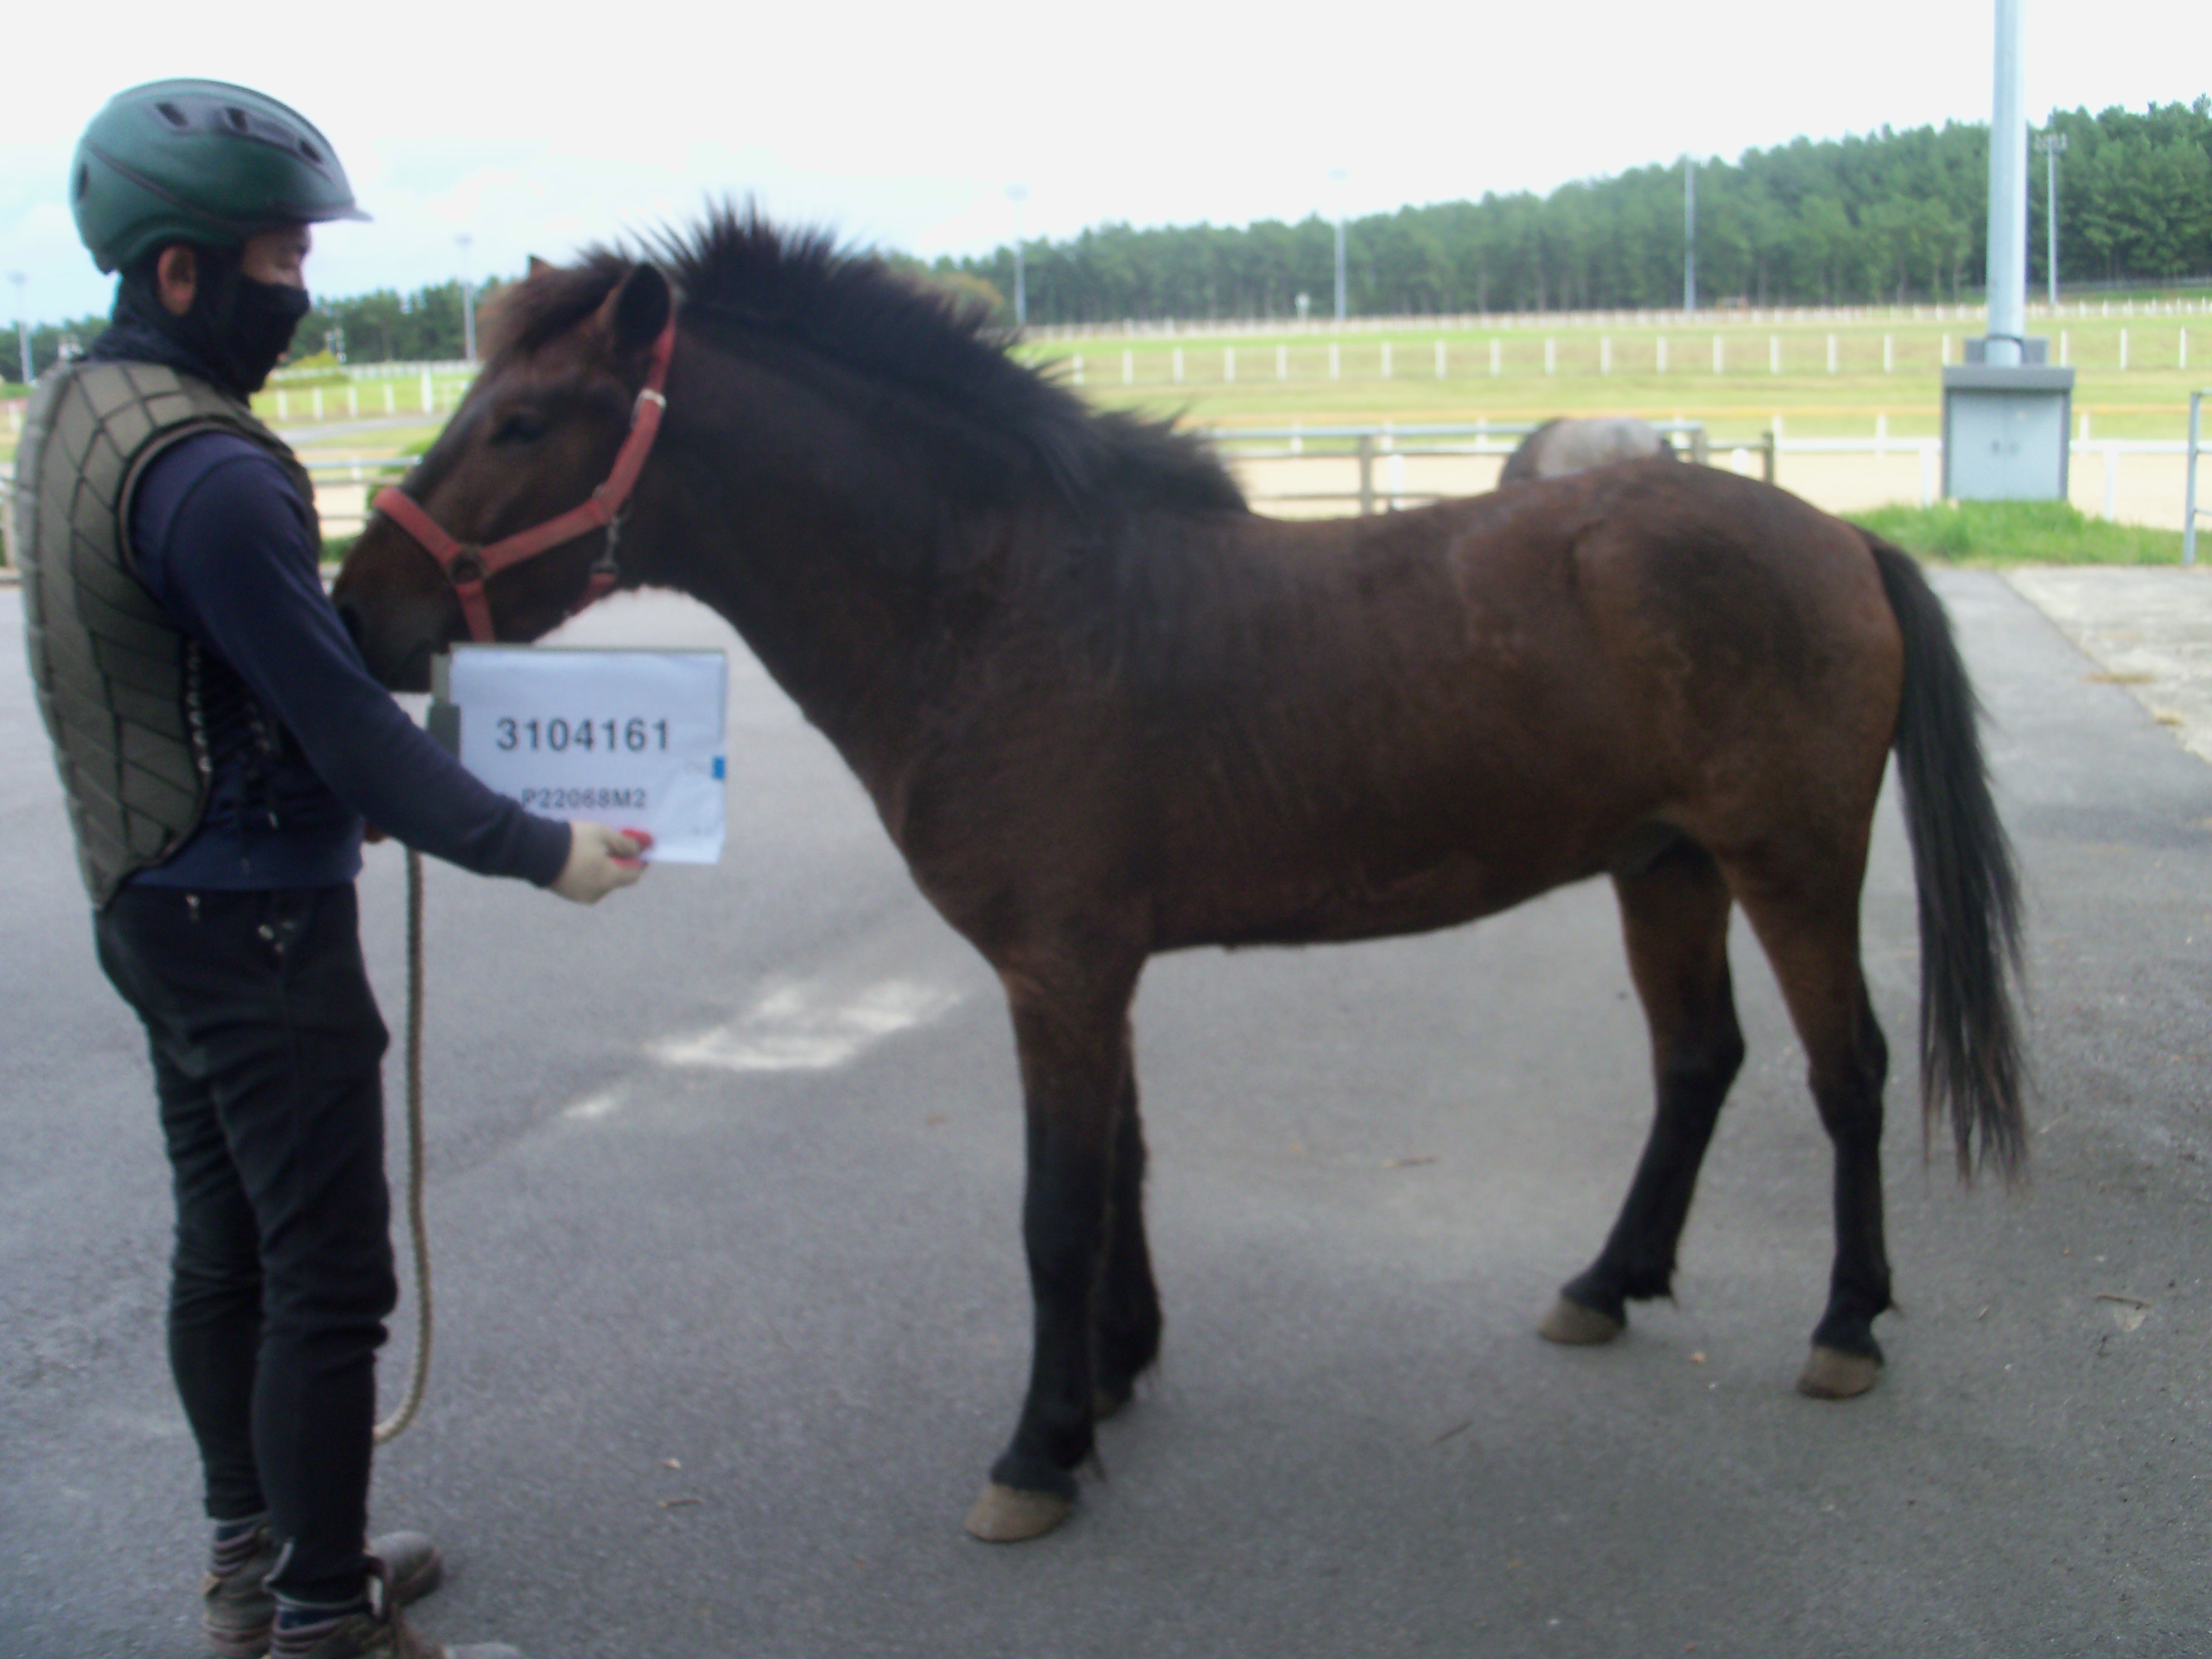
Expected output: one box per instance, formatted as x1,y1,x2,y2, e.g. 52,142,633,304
1985,0,2027,364
1356,434,1375,515
1684,159,1697,313
1329,167,1348,324
455,234,476,363
2036,134,2068,309
1007,185,1029,330
8,273,27,385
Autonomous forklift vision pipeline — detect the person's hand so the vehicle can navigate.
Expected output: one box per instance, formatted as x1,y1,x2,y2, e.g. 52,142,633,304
551,823,652,904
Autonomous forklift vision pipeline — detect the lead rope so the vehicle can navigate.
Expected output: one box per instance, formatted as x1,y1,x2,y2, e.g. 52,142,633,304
373,846,431,1444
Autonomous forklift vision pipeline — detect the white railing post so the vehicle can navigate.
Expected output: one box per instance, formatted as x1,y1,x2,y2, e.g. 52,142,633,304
2186,391,2203,567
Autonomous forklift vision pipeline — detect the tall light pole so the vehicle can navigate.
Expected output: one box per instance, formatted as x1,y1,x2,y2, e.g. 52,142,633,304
1983,0,2027,365
1683,159,1697,312
1006,185,1029,329
1328,167,1348,323
2035,132,2068,308
1943,0,2070,503
8,272,27,385
455,234,477,363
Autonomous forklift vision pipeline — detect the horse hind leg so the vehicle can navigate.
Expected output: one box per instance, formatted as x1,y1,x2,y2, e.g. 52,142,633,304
1092,1032,1163,1421
1726,863,1893,1400
1543,836,1745,1346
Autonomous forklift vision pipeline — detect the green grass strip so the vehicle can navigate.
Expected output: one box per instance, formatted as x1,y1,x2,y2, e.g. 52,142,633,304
1854,499,2189,566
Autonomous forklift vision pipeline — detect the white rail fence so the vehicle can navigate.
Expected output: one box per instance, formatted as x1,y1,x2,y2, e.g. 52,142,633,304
0,433,2200,551
1203,423,2195,520
1046,324,2201,388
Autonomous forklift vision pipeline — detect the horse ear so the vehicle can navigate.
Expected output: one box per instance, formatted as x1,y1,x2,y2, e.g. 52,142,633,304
597,264,672,357
527,255,552,278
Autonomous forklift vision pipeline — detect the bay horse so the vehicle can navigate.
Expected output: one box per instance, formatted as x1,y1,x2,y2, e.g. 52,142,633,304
334,210,2025,1545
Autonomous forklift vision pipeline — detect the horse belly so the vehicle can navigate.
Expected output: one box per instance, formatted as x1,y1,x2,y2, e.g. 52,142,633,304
1152,803,1631,953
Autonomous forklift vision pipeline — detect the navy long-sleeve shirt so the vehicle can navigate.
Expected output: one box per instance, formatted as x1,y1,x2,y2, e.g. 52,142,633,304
125,430,571,892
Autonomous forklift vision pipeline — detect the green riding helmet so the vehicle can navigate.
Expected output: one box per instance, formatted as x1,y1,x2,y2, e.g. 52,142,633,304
72,79,369,274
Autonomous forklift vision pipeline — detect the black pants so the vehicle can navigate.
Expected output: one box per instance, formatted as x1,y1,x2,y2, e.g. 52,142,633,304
96,884,395,1607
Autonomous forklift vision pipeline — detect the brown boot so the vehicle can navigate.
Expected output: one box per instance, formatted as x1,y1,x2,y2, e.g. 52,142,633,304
203,1528,444,1658
266,1559,520,1659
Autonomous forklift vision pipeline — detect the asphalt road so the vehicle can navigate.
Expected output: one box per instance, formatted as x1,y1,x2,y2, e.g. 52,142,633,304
2,572,2208,1659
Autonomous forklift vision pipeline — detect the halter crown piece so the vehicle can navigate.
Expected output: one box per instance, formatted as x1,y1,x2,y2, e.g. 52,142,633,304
371,316,678,643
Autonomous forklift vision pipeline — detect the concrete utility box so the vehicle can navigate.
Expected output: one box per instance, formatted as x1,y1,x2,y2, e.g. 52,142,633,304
1942,356,2074,500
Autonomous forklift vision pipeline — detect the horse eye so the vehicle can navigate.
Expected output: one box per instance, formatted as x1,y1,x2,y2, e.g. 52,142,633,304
491,411,546,445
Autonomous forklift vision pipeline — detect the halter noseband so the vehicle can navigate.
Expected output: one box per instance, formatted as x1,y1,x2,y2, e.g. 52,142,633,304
371,316,678,643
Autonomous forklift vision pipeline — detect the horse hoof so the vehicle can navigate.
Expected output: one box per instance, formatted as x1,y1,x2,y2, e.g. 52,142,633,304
1538,1296,1624,1346
963,1482,1073,1542
1796,1345,1880,1399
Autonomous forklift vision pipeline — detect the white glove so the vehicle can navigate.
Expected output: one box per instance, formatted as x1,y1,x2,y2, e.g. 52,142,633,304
551,822,651,904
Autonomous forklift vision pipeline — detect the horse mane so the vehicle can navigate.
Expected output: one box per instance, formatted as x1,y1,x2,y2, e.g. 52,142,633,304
492,205,1246,520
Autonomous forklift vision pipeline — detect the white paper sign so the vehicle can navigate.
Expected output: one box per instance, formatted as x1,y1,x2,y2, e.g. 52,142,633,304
434,647,727,864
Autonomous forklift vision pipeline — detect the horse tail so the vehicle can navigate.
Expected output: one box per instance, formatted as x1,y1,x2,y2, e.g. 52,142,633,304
1864,531,2029,1182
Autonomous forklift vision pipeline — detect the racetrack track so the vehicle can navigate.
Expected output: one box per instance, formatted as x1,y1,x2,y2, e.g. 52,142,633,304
2,569,2208,1658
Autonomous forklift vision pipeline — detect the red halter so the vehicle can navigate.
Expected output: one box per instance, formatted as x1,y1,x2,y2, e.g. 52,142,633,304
371,317,678,643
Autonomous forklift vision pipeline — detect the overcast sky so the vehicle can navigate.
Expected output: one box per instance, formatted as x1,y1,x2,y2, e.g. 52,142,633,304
5,0,2205,324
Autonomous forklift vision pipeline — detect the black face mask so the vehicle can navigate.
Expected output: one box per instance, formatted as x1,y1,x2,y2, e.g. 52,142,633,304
101,247,309,399
225,276,313,395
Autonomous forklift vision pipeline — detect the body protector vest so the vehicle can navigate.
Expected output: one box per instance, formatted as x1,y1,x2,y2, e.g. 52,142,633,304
13,358,318,905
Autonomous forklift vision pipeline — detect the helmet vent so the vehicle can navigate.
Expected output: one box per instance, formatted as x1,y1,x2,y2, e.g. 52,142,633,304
75,163,90,201
155,101,187,127
299,139,323,163
225,106,250,132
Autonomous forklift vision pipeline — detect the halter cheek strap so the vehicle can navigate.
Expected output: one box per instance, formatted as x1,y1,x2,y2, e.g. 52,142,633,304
372,316,677,643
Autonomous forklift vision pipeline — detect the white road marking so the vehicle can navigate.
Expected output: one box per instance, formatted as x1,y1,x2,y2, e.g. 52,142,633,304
651,976,965,1074
562,1087,628,1122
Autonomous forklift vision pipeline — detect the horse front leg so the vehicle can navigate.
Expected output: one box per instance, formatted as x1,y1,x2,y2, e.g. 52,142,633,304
965,954,1143,1544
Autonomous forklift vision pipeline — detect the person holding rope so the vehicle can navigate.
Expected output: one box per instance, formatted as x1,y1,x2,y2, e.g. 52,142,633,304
13,80,646,1659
